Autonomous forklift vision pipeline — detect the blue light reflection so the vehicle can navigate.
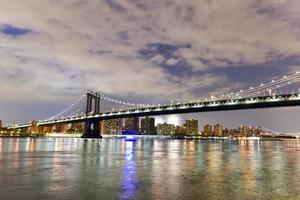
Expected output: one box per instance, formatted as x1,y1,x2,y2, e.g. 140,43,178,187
119,141,141,199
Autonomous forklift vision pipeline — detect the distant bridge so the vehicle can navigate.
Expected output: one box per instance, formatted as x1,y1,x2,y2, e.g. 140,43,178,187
5,72,300,138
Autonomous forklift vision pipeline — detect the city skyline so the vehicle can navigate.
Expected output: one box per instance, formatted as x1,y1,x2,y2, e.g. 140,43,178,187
1,0,300,131
97,115,291,135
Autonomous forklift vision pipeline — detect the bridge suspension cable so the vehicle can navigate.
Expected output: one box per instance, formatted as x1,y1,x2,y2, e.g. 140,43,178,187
232,72,300,98
100,94,149,107
46,93,86,120
261,127,282,134
99,93,152,113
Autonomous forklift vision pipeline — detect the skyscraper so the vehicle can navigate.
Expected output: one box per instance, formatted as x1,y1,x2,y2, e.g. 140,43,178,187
124,117,139,134
141,117,155,135
203,124,212,136
103,119,123,135
185,119,198,135
214,124,223,137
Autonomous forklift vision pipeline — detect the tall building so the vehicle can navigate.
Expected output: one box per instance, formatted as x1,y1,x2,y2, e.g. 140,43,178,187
141,117,155,135
185,119,198,135
124,117,139,134
0,120,2,128
157,123,175,135
214,124,223,137
103,119,123,135
203,124,212,136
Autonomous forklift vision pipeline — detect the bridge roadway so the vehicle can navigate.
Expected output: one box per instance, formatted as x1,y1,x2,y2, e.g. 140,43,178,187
7,93,300,129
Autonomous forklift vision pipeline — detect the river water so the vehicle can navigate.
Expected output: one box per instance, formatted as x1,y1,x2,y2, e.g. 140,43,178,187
0,137,300,200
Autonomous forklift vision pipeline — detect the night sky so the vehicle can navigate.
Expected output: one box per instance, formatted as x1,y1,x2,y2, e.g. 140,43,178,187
0,0,300,132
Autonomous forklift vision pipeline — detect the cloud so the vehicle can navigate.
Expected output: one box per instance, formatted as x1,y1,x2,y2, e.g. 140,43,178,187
0,0,300,122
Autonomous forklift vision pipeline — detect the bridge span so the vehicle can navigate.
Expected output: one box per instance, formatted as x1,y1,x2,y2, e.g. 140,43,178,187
6,93,300,138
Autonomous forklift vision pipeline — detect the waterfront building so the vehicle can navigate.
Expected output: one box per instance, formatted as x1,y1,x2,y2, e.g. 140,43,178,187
185,119,199,135
203,124,212,136
141,117,155,135
254,126,262,136
0,120,4,135
58,123,84,134
124,117,139,134
222,128,230,137
52,123,69,134
103,119,123,135
239,125,262,137
213,124,223,136
175,126,185,135
157,123,175,135
28,121,39,134
239,125,247,136
229,128,241,137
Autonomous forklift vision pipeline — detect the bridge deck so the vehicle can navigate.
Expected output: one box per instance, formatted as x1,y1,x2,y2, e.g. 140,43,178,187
7,94,300,129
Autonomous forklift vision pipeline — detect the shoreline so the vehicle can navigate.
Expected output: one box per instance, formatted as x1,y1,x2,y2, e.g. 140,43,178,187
0,134,298,140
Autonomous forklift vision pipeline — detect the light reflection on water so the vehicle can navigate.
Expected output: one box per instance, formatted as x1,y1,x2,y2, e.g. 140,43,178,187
119,141,139,199
0,138,300,199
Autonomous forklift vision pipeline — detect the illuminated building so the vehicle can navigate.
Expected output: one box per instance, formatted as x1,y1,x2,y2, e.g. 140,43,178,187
175,126,185,135
157,123,175,135
230,128,240,136
203,124,212,136
254,126,262,136
28,121,38,134
184,119,198,135
70,122,84,133
213,124,223,136
141,117,155,135
222,128,229,137
0,120,4,135
124,117,139,134
103,119,123,135
239,125,262,137
239,125,247,136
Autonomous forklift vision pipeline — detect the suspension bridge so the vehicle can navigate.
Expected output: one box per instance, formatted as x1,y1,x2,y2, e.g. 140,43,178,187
4,72,300,138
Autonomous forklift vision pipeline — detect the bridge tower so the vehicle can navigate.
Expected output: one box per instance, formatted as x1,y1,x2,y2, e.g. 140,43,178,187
83,91,102,138
86,91,101,115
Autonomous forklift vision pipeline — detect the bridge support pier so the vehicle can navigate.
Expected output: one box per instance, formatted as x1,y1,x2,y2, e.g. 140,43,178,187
82,119,102,138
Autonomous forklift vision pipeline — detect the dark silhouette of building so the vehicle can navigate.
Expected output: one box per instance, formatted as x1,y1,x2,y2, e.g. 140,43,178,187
141,117,155,134
175,126,185,135
123,117,139,134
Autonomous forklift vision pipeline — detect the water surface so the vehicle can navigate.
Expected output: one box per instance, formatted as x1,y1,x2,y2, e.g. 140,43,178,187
0,138,300,200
